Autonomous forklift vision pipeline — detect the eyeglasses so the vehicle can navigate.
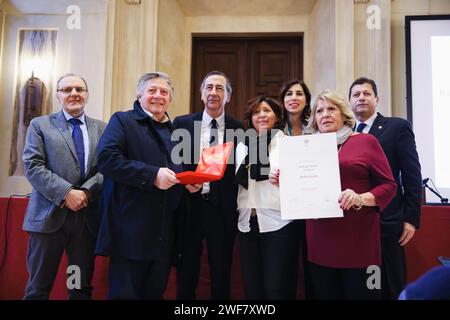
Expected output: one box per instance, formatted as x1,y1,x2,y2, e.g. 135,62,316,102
57,87,87,94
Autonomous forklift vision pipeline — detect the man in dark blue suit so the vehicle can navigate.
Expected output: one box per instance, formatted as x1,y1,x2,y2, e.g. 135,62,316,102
96,72,184,299
173,71,243,299
349,77,422,300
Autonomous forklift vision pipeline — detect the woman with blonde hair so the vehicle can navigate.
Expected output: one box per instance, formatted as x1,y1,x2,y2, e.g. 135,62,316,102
305,90,396,299
271,90,397,299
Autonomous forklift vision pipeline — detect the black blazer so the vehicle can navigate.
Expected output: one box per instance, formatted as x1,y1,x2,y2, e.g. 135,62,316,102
173,111,243,233
368,113,422,235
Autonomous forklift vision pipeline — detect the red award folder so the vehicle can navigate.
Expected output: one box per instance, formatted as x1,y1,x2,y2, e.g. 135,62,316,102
176,142,233,185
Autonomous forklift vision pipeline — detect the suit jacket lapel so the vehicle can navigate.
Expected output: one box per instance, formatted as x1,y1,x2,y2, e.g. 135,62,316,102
368,113,385,138
192,112,203,164
85,116,98,175
52,111,78,161
224,114,236,142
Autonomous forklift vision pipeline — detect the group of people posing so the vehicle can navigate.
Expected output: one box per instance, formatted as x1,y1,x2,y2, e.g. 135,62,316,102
21,70,422,300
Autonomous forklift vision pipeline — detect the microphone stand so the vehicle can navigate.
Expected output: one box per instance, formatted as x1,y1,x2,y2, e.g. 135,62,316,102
423,181,449,205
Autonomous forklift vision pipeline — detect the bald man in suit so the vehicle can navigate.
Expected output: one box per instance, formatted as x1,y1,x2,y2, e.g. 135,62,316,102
22,73,106,299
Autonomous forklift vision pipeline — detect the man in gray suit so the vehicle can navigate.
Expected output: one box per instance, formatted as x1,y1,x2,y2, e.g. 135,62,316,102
22,73,106,299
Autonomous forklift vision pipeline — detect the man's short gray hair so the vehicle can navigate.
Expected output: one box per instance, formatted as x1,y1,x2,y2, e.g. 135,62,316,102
56,73,89,92
136,72,174,101
200,70,232,96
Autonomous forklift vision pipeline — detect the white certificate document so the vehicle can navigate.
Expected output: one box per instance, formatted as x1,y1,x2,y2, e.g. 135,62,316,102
279,133,343,220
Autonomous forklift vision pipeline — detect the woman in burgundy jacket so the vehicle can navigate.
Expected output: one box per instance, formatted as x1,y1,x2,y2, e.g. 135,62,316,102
304,90,396,300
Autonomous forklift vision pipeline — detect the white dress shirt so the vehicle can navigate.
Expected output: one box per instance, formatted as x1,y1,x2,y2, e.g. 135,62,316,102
355,112,378,133
236,131,292,233
201,110,225,194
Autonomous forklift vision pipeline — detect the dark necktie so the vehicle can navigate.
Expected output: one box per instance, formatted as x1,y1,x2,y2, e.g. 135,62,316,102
68,118,85,180
209,119,219,146
207,119,220,206
356,122,367,133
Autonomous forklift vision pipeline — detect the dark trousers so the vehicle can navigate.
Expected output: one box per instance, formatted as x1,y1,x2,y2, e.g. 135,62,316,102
381,231,407,300
309,262,381,300
24,212,95,300
298,220,314,299
238,217,300,300
176,198,235,300
108,257,172,300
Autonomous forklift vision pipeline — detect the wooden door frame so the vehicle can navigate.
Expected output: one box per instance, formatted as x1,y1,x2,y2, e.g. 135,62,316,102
190,33,304,113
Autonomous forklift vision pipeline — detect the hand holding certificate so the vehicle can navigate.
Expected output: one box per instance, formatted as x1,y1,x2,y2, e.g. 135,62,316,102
279,133,343,219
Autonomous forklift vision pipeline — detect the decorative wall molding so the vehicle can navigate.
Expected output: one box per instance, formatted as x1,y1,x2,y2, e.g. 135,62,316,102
103,0,158,118
125,0,141,5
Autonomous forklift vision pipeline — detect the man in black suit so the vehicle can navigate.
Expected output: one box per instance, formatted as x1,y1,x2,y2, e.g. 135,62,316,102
349,77,422,300
173,71,243,299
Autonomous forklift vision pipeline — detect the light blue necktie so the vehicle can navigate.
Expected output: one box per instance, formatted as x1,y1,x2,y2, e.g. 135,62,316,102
68,118,85,180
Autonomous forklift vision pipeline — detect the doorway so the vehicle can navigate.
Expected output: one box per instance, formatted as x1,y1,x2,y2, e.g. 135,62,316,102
191,34,303,121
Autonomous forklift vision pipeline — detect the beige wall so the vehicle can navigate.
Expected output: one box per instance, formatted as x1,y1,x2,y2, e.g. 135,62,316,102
353,0,391,116
335,0,354,97
309,0,336,95
156,0,189,118
391,0,450,118
308,0,355,98
105,0,158,117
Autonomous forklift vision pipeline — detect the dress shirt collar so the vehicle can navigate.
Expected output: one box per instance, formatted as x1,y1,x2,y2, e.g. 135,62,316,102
202,110,225,127
356,111,377,131
63,109,86,124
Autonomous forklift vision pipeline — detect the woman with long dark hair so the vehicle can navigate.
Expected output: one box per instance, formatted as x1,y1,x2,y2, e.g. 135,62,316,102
278,79,314,299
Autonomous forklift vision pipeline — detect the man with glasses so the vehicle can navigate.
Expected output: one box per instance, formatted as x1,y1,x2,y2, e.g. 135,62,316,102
22,73,106,299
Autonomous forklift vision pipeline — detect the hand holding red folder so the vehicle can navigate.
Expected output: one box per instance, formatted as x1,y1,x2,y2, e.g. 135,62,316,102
176,142,233,185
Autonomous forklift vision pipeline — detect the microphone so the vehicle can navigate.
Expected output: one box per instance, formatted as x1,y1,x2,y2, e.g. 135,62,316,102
422,178,449,205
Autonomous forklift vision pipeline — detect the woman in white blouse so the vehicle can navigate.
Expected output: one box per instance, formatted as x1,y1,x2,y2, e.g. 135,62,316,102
235,96,300,300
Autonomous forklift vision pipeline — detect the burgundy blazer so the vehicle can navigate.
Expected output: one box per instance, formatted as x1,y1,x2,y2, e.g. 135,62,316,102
307,134,396,268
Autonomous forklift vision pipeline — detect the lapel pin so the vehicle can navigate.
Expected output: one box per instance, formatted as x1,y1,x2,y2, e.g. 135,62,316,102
378,126,382,129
